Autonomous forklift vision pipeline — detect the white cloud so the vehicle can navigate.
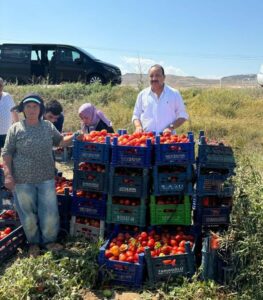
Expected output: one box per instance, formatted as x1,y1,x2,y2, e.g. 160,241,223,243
119,56,187,76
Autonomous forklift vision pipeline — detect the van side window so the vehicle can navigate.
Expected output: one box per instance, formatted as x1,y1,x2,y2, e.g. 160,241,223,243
1,46,30,62
59,48,80,63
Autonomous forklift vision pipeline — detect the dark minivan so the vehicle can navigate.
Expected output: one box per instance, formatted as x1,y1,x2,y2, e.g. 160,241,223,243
0,43,121,85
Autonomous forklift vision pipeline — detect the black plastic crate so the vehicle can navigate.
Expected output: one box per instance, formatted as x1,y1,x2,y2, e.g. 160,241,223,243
73,136,111,164
57,188,72,217
109,167,149,198
0,189,14,210
0,210,20,227
154,132,195,165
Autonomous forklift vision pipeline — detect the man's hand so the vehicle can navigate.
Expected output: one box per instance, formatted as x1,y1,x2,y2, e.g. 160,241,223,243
4,175,15,191
135,126,143,133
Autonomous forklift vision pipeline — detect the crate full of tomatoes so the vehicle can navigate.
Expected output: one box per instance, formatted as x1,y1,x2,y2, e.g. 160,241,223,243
71,191,107,220
106,196,147,226
193,195,232,227
55,176,73,217
0,225,26,263
152,165,193,195
197,131,236,169
111,132,154,167
70,216,105,241
150,195,192,226
73,130,118,164
98,226,146,287
196,167,234,197
73,162,109,193
0,210,20,226
144,226,198,284
109,166,150,198
154,132,195,165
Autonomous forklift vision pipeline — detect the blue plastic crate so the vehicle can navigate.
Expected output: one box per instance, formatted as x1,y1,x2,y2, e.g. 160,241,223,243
153,165,193,195
73,165,109,193
111,137,152,167
57,188,72,217
197,132,236,169
109,167,149,198
196,172,234,197
98,227,145,287
154,132,195,165
0,225,26,264
73,136,111,164
0,189,14,210
71,193,107,219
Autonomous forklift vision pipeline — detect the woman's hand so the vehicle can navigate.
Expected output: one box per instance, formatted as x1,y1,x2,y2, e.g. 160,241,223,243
4,175,15,191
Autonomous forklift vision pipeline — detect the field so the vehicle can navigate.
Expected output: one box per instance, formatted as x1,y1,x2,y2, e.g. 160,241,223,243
0,83,263,299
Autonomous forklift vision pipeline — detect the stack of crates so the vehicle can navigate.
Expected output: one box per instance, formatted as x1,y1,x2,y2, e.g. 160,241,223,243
107,131,151,227
194,131,235,229
150,132,195,226
71,136,110,240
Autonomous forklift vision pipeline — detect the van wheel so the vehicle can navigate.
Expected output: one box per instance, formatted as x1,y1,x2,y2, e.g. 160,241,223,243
87,74,104,84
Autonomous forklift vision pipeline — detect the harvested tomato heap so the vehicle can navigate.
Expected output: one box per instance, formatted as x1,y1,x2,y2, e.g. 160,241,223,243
55,176,73,194
105,227,194,263
0,227,12,240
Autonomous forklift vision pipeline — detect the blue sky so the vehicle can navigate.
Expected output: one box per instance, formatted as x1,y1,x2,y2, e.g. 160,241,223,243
0,0,263,78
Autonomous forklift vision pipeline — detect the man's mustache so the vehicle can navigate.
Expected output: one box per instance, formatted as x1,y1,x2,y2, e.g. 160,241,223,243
151,80,159,83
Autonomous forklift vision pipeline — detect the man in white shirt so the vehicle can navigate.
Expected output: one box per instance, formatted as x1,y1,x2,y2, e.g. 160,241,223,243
132,65,189,133
0,77,19,152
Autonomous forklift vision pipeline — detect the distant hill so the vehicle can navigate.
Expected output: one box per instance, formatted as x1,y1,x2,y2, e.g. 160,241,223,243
121,73,258,88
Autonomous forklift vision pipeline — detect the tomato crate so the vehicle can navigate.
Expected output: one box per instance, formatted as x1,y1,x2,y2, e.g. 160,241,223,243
150,195,192,225
73,137,111,164
54,146,73,163
98,227,145,287
196,172,234,197
70,216,105,241
57,188,72,217
193,195,232,226
109,167,149,198
71,192,107,219
201,235,234,284
0,225,26,264
145,242,195,283
106,196,147,226
197,136,236,169
152,165,193,196
111,137,152,167
73,165,109,193
0,210,20,227
154,132,195,165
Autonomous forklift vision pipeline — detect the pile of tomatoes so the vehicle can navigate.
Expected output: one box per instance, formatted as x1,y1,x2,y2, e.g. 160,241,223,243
75,216,100,228
75,190,104,200
55,176,73,194
155,196,184,205
112,197,140,206
76,130,119,143
0,210,18,220
105,227,195,263
76,130,191,147
78,162,105,173
0,227,12,240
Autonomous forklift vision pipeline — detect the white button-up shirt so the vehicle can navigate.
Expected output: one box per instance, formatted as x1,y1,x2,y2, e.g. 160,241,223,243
132,85,189,133
0,92,15,135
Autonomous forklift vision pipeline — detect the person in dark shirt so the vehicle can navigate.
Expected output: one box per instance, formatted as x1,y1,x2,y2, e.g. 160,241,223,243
44,100,64,132
78,103,114,133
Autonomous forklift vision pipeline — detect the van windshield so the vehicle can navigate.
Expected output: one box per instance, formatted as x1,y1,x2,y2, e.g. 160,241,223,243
75,47,98,60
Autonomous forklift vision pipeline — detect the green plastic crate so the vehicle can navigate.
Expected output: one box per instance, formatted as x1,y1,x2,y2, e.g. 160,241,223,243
150,195,192,225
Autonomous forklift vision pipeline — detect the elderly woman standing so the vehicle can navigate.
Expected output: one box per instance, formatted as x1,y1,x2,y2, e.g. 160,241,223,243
78,103,114,133
1,93,73,256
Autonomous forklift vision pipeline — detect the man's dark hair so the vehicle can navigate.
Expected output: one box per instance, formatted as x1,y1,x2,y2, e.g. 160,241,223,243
45,100,63,116
150,64,165,76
